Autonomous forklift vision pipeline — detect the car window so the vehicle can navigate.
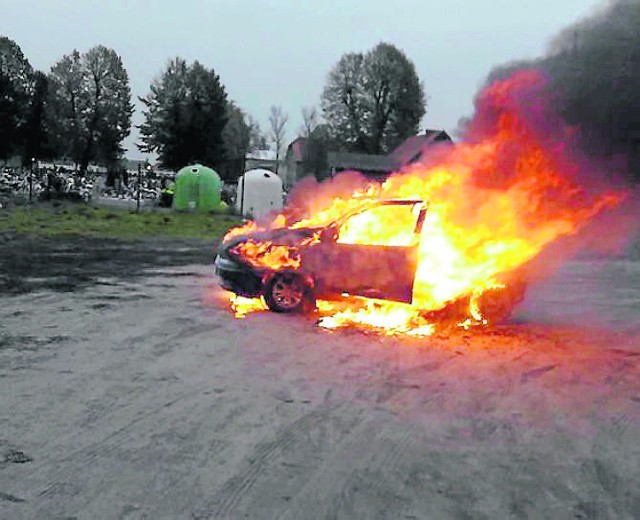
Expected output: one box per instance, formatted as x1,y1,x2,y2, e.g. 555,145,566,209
337,203,421,246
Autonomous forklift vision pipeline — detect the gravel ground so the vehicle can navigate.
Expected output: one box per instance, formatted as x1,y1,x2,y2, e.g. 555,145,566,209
1,235,639,519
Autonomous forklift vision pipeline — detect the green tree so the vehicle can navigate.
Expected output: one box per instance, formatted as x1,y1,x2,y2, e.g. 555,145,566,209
221,101,251,181
321,52,367,152
321,43,426,154
47,50,83,163
223,102,250,159
0,36,33,161
23,71,55,163
138,58,228,170
47,46,133,170
138,57,188,170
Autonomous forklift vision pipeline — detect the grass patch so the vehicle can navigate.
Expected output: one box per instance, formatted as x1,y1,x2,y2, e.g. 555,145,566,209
0,203,242,240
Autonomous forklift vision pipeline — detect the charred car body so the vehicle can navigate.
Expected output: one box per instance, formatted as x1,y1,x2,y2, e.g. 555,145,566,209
215,199,526,321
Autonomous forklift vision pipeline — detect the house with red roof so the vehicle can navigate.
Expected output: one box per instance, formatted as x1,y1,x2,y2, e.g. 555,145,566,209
388,129,452,167
283,129,452,185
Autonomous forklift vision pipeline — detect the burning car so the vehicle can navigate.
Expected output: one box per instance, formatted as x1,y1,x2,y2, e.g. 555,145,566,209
215,198,527,323
212,72,623,335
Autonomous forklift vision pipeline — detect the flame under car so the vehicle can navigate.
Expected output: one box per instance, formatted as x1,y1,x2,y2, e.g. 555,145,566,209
215,199,526,322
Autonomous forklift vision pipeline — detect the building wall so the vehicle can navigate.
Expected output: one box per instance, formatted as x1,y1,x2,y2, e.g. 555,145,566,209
283,150,306,188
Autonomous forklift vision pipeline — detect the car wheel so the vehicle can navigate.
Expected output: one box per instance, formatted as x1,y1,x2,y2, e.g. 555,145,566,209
263,272,310,313
475,281,527,324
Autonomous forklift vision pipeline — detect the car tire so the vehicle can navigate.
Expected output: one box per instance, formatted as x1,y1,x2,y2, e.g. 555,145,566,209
263,271,312,313
475,281,527,324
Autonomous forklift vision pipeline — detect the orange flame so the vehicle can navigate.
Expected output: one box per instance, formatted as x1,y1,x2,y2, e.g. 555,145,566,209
316,298,436,337
221,70,626,335
230,240,301,270
223,220,258,243
230,294,268,318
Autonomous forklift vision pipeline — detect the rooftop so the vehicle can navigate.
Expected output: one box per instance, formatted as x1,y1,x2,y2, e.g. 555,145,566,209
327,152,398,174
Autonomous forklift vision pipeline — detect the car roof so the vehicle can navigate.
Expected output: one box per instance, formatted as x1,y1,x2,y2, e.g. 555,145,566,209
376,198,425,205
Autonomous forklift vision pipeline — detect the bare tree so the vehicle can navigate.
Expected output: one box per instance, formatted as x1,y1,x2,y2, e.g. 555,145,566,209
246,114,267,151
268,105,288,174
299,105,318,138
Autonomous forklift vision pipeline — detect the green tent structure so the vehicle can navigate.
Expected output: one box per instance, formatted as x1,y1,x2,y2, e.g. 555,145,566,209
173,164,223,212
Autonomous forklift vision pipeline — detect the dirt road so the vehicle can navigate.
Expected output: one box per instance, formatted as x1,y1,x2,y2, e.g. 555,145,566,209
1,235,639,519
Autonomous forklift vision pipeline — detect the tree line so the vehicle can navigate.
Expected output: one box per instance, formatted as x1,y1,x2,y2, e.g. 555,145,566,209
0,38,133,172
1,36,427,181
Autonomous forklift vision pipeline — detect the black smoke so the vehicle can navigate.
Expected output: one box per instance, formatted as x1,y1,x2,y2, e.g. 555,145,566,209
475,0,640,184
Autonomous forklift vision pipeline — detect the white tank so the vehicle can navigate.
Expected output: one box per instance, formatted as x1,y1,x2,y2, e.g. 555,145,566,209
236,168,283,219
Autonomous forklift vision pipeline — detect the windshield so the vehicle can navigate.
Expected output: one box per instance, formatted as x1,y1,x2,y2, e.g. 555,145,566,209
336,202,423,247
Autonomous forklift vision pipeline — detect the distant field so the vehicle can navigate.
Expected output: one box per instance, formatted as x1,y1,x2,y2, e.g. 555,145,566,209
0,203,242,240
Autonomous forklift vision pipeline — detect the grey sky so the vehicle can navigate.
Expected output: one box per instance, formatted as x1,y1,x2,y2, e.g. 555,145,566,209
3,0,603,160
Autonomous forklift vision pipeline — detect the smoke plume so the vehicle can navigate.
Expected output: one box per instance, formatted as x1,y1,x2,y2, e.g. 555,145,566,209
478,0,640,184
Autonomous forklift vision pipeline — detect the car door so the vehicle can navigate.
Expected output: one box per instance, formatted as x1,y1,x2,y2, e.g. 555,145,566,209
302,200,427,303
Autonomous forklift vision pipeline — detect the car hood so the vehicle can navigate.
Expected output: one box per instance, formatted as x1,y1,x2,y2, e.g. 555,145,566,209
218,227,321,258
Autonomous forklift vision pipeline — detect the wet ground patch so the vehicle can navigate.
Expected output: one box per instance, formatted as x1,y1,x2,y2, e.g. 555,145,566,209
0,333,70,351
0,232,215,294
